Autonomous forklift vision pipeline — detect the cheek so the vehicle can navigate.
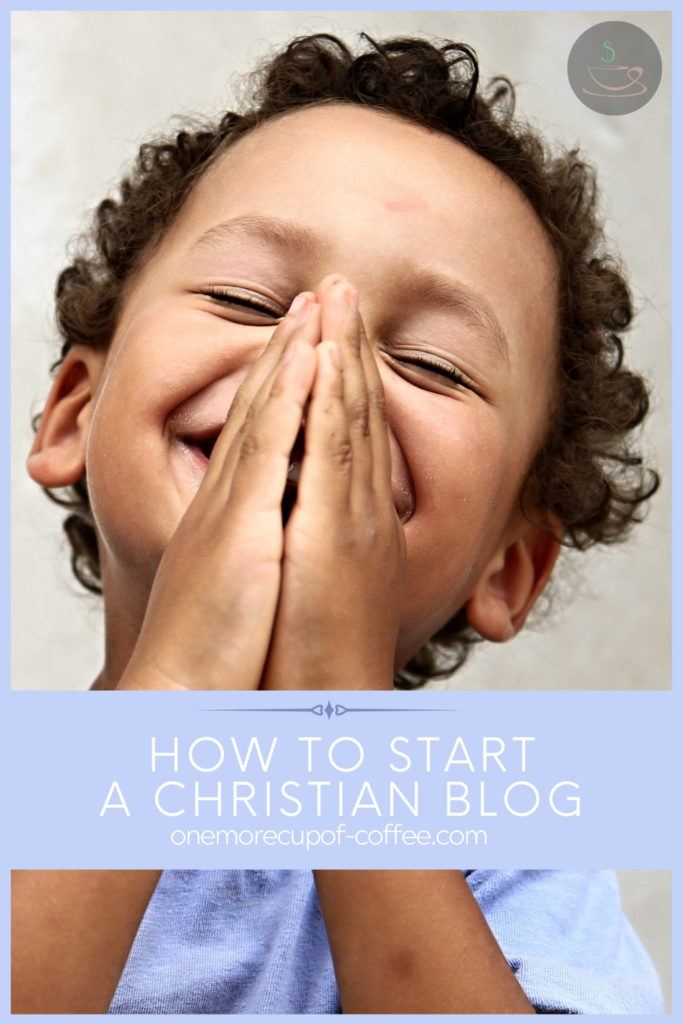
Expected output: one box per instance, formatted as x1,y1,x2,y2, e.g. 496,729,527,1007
82,306,258,571
402,395,508,533
86,305,261,473
84,390,183,579
96,305,250,421
391,393,514,652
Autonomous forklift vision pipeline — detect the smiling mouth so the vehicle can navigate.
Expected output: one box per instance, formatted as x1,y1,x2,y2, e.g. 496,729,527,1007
177,426,220,465
178,425,304,525
177,423,414,524
197,435,218,461
282,427,305,525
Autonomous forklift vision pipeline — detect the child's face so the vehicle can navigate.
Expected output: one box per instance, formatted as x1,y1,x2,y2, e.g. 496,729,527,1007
62,104,560,665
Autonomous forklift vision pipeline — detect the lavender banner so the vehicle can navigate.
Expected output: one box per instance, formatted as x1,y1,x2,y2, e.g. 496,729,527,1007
7,690,672,869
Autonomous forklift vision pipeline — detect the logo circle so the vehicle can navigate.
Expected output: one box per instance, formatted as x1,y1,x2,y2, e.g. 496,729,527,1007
567,21,662,115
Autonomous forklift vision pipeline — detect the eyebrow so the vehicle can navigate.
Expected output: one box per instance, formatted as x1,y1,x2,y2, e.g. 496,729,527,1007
190,214,323,261
190,214,509,362
393,260,510,365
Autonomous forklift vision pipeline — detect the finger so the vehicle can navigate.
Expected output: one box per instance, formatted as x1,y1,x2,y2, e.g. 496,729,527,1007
235,290,315,402
212,292,314,454
226,340,317,514
296,339,352,514
206,301,321,488
207,305,321,494
320,280,373,502
357,313,392,494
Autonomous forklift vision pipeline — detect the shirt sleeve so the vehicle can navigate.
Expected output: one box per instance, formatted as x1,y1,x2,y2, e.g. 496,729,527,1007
465,870,664,1014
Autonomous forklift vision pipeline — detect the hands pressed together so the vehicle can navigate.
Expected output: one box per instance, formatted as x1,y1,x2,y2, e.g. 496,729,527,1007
118,275,406,692
21,280,535,1019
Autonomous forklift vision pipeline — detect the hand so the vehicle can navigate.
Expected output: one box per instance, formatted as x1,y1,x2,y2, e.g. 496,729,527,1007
118,294,320,690
261,276,406,690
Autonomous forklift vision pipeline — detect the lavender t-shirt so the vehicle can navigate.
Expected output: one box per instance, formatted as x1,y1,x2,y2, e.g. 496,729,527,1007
110,869,663,1014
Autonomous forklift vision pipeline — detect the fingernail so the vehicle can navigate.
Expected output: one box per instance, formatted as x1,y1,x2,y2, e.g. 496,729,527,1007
289,292,309,317
295,302,311,324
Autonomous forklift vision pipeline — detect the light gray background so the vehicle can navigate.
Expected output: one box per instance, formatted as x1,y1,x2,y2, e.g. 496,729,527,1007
618,869,671,1012
9,13,672,1006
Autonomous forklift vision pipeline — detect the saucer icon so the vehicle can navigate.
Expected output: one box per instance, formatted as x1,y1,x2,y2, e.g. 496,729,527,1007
583,64,647,98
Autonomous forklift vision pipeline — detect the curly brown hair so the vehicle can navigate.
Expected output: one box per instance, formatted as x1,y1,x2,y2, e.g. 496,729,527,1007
37,32,659,688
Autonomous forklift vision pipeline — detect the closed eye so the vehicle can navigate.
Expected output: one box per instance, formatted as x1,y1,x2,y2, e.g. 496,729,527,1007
382,350,479,394
199,287,285,320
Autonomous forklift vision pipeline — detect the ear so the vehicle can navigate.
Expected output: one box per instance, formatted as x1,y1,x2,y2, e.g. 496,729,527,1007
465,515,562,643
27,346,106,488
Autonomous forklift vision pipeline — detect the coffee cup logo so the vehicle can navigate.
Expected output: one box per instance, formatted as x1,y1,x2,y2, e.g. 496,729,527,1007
568,22,661,114
584,62,647,99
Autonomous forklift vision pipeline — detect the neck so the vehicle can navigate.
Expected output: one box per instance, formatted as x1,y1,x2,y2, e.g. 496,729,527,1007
90,561,152,690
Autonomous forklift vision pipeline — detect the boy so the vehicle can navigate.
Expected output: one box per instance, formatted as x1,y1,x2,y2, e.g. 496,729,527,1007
13,32,662,1013
24,33,658,693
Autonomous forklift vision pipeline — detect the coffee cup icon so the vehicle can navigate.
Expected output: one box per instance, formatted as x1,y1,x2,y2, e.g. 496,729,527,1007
584,64,647,97
568,22,661,114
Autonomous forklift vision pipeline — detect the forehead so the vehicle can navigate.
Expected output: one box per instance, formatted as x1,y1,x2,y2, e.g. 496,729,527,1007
168,103,558,359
